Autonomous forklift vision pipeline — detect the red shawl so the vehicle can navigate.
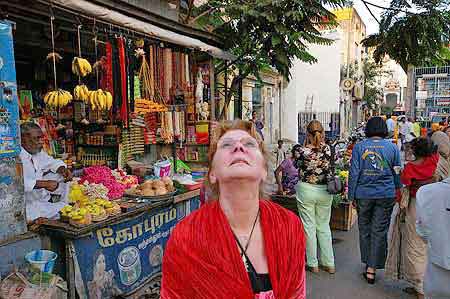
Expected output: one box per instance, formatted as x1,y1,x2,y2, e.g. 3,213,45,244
401,153,439,196
161,200,306,299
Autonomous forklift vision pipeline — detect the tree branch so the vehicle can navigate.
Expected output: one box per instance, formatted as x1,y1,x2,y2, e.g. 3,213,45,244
188,7,217,25
183,0,195,24
361,0,417,15
361,0,381,26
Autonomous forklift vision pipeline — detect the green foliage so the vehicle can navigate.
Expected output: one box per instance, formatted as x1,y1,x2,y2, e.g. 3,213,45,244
192,0,348,81
362,0,450,72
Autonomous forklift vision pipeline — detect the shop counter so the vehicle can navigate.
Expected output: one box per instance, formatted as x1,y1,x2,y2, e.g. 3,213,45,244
36,189,200,299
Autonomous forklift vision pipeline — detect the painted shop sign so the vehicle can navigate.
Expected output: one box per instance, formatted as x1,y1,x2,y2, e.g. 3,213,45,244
72,199,198,298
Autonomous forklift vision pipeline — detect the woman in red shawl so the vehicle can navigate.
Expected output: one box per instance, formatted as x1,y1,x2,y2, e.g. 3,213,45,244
161,120,306,299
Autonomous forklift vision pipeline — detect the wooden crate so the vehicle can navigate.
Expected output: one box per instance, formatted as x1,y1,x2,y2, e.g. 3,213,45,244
330,202,357,231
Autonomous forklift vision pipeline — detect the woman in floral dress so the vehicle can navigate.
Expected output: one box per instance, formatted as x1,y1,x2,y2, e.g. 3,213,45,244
295,120,335,274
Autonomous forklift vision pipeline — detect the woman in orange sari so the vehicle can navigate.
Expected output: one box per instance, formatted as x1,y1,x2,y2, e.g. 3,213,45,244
161,120,306,299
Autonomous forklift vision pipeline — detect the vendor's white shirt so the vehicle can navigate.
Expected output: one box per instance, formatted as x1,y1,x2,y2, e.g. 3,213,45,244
20,147,68,221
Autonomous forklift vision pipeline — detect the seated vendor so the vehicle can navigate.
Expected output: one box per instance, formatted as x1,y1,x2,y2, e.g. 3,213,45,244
274,144,301,195
20,122,72,222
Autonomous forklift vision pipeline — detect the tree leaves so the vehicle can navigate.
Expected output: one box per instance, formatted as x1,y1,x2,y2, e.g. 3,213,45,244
189,0,348,81
363,0,450,72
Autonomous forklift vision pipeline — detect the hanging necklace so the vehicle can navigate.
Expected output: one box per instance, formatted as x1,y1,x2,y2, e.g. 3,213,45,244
232,208,260,271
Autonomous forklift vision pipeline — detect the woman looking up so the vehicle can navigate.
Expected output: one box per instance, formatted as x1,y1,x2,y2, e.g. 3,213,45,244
161,120,306,299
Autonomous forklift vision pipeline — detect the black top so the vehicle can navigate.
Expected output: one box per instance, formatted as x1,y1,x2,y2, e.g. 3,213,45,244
234,236,273,294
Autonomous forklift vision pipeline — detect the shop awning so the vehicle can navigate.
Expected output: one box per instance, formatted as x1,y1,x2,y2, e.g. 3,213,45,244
51,0,235,61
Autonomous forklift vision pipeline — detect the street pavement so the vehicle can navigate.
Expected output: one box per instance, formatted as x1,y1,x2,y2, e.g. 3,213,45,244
306,227,415,299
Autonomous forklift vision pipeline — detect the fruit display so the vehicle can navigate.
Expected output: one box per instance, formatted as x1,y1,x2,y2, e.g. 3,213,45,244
127,176,175,197
68,207,92,226
74,84,90,102
87,89,113,111
72,57,92,77
43,89,73,108
60,197,122,226
86,203,107,222
68,182,90,205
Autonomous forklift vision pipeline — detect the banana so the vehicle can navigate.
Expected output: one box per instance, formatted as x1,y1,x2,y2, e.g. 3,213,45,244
74,84,89,101
49,92,56,107
105,91,113,110
72,57,92,77
99,90,106,110
46,92,53,106
44,92,51,105
95,90,102,110
89,90,97,110
43,89,73,108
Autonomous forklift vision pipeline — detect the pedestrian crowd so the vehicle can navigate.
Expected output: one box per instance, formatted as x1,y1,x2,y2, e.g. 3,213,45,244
160,116,450,299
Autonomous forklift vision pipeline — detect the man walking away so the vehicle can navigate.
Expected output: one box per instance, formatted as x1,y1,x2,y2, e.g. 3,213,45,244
386,114,395,139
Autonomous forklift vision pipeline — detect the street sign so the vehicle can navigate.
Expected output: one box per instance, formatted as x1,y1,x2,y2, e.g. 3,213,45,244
341,78,355,91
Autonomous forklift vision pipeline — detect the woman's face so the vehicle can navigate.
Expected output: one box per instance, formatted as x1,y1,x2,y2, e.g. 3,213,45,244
95,253,106,274
293,148,301,159
210,129,267,185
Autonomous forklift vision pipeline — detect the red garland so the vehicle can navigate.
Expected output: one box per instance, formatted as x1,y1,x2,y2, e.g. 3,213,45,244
104,42,113,97
118,37,128,127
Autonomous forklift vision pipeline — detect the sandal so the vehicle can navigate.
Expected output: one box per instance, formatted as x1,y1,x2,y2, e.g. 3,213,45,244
362,270,376,284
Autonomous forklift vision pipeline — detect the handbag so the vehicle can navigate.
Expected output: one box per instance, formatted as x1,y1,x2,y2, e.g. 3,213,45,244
327,143,343,194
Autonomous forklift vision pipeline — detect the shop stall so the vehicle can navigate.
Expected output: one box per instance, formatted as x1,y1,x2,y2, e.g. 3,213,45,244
38,190,200,299
0,0,231,297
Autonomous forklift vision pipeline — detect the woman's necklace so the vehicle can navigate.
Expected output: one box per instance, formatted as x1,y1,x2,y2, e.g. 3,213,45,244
232,209,260,270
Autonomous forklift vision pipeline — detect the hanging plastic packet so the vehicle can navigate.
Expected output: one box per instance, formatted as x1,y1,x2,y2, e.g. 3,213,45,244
154,160,171,178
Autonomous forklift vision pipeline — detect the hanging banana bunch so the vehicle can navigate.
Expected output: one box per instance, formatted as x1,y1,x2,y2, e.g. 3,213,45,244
44,89,73,108
87,89,113,111
72,57,92,77
74,84,90,102
43,15,73,109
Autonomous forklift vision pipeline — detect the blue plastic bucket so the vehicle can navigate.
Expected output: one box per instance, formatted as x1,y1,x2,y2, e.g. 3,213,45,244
25,250,58,273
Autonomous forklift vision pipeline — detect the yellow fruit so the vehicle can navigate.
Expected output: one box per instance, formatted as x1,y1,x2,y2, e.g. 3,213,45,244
74,85,89,101
72,57,92,77
105,91,113,110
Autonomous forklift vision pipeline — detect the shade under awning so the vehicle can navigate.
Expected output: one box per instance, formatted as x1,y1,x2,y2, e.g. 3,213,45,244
51,0,235,61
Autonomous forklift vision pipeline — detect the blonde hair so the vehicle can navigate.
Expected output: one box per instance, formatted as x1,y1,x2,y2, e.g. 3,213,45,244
305,120,324,148
206,120,268,199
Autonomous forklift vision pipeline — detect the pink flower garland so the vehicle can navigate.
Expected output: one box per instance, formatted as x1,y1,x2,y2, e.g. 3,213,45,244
80,166,128,199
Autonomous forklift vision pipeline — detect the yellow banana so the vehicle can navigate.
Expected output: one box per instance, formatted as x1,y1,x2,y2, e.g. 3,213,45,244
80,85,89,101
96,90,102,110
46,92,54,107
99,90,106,110
89,90,97,110
72,57,92,77
105,91,113,110
44,92,51,105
